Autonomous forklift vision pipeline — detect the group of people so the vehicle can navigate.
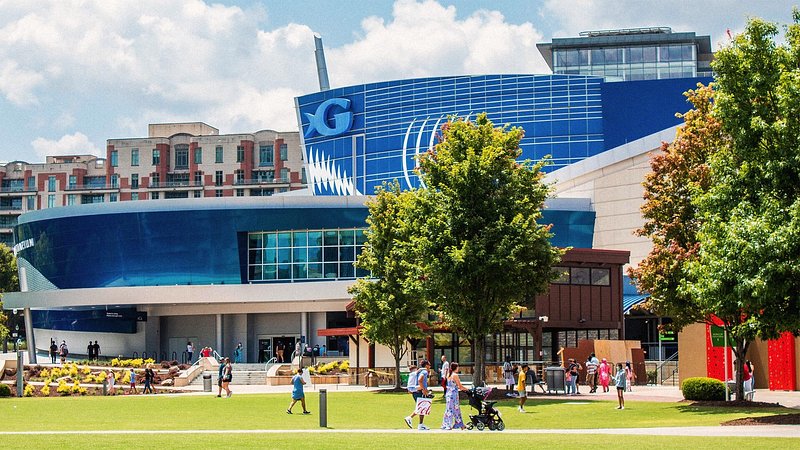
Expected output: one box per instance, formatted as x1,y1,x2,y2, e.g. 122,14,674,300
217,357,234,398
86,341,101,361
105,364,156,395
48,339,68,364
403,355,469,430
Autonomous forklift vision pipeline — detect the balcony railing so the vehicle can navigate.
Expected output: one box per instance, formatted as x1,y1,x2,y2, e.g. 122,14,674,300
0,186,36,193
65,184,116,191
234,178,290,186
147,181,204,189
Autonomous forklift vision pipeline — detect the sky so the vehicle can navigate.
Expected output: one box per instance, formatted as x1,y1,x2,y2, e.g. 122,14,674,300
0,0,794,163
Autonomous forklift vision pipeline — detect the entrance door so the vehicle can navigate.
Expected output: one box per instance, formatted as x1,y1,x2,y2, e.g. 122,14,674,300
273,337,295,364
258,339,272,363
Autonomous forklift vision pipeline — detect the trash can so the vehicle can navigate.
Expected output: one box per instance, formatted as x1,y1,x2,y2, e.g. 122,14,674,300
203,373,212,392
399,370,409,387
545,366,566,394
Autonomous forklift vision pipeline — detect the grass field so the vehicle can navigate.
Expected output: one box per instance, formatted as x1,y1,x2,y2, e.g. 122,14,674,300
0,433,794,450
0,391,792,431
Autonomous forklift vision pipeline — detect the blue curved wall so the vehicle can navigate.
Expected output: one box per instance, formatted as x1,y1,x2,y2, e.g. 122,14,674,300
14,199,594,291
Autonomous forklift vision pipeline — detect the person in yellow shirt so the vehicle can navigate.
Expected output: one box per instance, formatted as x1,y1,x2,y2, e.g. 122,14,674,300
516,364,529,413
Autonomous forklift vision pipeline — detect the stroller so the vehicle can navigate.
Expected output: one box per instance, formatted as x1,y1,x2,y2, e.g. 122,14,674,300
465,386,505,431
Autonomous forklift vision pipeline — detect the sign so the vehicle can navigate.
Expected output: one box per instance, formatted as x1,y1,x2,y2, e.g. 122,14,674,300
710,325,731,347
304,98,354,138
658,330,676,342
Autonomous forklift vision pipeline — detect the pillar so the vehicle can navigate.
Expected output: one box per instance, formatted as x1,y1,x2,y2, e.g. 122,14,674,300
216,314,223,356
24,307,36,364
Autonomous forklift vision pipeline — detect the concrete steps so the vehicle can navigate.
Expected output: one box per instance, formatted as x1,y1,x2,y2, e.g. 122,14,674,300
190,369,268,386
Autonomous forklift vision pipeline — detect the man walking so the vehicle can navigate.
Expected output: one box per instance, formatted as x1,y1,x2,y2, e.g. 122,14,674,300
409,360,432,430
586,353,599,393
49,339,57,364
439,354,450,391
92,341,101,361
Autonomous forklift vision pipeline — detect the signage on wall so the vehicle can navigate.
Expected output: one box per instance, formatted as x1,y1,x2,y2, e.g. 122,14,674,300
304,98,354,138
658,330,676,342
709,325,731,347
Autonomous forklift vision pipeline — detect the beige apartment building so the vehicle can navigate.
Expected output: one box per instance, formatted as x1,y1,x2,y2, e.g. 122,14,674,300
0,123,306,246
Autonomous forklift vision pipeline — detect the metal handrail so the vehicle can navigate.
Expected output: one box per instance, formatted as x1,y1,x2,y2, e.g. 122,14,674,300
234,178,290,185
656,351,679,384
264,357,278,372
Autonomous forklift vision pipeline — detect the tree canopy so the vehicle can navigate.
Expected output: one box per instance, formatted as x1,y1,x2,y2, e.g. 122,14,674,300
415,113,562,385
0,244,18,342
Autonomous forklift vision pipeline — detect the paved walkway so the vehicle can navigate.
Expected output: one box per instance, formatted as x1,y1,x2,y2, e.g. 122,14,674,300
178,382,800,408
0,426,796,438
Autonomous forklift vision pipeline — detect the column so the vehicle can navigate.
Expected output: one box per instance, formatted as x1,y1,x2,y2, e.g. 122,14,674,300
24,307,36,364
216,314,223,357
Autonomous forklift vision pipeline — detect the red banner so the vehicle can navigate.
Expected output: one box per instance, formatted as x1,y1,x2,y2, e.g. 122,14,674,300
768,332,796,391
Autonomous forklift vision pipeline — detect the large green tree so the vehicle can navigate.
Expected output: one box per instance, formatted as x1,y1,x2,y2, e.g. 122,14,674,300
686,13,800,398
349,181,430,389
415,114,562,385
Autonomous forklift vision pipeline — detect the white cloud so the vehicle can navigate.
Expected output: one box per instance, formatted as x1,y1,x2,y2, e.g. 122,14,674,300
0,60,44,105
328,0,548,86
31,132,101,159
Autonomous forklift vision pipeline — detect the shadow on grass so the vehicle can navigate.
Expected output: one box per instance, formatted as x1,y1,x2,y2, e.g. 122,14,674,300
674,404,789,416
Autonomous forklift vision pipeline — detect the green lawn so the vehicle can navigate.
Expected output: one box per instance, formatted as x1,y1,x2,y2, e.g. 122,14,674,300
0,434,795,449
0,391,792,431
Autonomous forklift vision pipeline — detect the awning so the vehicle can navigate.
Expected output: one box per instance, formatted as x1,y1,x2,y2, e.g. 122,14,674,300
623,275,650,314
317,326,361,337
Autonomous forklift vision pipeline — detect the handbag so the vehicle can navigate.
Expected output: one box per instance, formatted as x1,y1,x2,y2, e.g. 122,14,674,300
565,372,572,382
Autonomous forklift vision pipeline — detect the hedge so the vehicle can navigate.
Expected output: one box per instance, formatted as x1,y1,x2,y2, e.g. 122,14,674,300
681,377,726,401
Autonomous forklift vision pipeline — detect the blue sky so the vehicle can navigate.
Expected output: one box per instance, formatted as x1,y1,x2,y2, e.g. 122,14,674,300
0,0,793,163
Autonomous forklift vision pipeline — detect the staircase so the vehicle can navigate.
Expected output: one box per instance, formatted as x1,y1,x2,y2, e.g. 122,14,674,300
189,363,269,386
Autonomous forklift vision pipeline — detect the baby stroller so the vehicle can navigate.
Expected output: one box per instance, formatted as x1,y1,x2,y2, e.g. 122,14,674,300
465,386,505,431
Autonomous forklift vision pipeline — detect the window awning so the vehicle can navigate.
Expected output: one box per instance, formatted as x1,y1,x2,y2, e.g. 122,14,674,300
623,275,650,314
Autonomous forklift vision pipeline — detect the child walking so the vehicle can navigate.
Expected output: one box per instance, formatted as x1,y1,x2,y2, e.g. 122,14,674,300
614,362,626,409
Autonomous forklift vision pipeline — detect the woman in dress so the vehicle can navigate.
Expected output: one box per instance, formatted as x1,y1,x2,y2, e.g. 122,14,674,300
441,362,468,430
598,358,611,393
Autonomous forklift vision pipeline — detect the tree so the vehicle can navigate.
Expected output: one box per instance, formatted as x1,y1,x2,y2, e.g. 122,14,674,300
0,244,19,344
633,13,800,400
630,84,721,329
687,13,800,399
349,181,430,389
415,114,562,385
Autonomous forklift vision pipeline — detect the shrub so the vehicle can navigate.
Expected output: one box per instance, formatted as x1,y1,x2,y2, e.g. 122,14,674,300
23,384,34,397
57,380,71,396
0,384,11,397
40,384,50,396
682,377,726,401
160,361,171,369
339,360,350,371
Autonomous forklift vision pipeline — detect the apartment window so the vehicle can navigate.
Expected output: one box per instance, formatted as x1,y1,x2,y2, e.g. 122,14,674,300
131,192,139,201
151,172,160,186
110,174,119,188
193,191,202,198
194,171,203,185
152,149,160,165
175,145,189,169
27,176,35,189
194,148,202,164
235,170,244,184
279,143,288,161
215,171,223,186
109,193,118,202
68,175,77,189
301,168,307,184
110,150,118,167
27,196,36,210
152,192,160,200
280,168,290,182
236,146,245,163
47,194,55,208
259,144,274,166
236,189,244,197
215,146,223,163
66,195,76,206
215,189,223,197
131,174,139,189
131,148,139,166
48,176,56,192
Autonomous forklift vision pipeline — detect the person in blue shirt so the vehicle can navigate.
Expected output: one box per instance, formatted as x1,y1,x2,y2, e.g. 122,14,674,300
614,362,627,409
287,368,310,414
405,360,432,430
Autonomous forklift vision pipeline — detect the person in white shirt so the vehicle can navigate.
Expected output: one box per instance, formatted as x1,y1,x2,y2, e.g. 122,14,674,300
439,355,450,391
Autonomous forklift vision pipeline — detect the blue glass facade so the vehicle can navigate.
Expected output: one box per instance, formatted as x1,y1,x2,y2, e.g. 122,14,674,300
296,74,711,196
13,199,594,291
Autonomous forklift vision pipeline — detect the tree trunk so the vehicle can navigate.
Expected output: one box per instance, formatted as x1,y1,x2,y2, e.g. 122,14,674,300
474,335,486,386
732,337,750,401
394,353,402,390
